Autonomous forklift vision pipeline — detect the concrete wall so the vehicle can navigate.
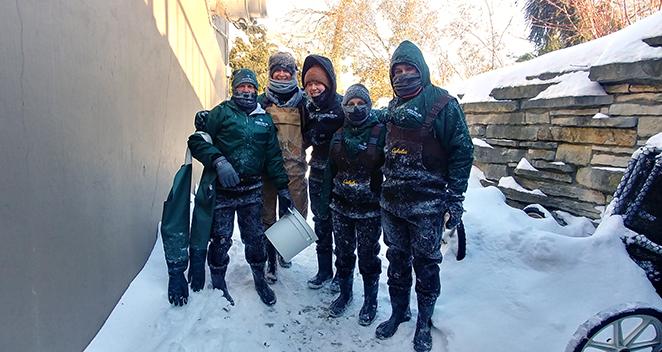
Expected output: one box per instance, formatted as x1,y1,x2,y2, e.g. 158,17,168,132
0,1,228,350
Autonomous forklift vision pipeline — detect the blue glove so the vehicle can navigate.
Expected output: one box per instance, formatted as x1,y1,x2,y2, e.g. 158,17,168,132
445,193,465,229
213,157,240,188
187,249,206,292
278,188,293,218
195,110,209,131
167,263,189,306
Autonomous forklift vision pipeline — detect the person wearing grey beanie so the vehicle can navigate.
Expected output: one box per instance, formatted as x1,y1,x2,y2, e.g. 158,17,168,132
317,83,386,325
257,51,309,283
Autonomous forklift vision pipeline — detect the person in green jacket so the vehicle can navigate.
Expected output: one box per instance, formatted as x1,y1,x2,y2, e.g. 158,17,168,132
186,68,293,306
375,41,474,352
319,84,386,326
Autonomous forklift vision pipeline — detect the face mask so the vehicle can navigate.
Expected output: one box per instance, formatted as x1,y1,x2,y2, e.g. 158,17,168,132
307,90,329,109
343,104,370,126
268,78,298,94
392,72,422,98
232,91,257,112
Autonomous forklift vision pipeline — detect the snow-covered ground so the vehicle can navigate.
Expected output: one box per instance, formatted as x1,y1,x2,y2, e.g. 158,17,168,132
86,167,661,352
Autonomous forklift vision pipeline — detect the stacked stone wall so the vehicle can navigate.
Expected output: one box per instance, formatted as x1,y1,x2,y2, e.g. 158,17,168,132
464,82,662,219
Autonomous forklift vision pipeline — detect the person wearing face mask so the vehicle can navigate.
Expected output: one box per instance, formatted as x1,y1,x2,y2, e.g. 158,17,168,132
257,52,309,284
301,54,345,292
375,41,473,352
319,83,386,325
185,68,293,307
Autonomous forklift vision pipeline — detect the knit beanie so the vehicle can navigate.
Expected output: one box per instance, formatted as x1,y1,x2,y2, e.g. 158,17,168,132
342,84,372,110
303,64,331,89
268,52,297,77
231,68,258,92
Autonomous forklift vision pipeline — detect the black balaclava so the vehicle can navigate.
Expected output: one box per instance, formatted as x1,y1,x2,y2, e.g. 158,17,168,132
341,84,372,126
231,68,258,113
392,68,422,99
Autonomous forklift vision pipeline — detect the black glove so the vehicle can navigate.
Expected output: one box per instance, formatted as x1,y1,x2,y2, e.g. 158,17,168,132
213,156,240,188
187,249,206,292
277,188,293,218
167,263,189,306
445,192,465,229
195,110,209,131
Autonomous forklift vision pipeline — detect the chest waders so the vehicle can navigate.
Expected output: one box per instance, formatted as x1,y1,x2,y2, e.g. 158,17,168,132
262,105,308,281
329,124,383,207
382,95,452,216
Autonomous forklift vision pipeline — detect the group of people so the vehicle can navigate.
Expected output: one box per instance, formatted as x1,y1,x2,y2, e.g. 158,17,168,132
166,40,474,352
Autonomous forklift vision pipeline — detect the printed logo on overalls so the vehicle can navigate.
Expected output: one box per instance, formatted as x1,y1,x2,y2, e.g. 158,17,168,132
391,147,408,155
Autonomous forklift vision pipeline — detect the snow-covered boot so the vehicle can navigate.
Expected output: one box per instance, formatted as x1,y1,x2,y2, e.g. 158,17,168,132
308,253,333,289
265,242,278,284
375,287,411,339
250,264,277,306
358,275,379,326
413,298,435,352
210,265,235,305
329,275,353,317
278,253,292,268
329,272,341,293
266,260,277,284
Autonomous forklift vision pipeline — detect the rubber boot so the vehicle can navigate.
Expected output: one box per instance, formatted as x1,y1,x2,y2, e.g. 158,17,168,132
278,253,292,268
265,242,278,284
375,287,411,339
210,265,235,305
358,275,379,326
250,264,277,306
413,298,435,352
329,275,353,317
329,272,341,293
308,253,333,289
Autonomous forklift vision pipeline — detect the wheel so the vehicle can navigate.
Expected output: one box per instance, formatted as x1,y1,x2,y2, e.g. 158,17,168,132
523,204,546,219
565,306,662,352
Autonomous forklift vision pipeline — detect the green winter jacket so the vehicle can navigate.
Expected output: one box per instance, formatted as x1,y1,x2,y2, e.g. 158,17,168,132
187,100,289,250
319,112,386,218
387,40,474,196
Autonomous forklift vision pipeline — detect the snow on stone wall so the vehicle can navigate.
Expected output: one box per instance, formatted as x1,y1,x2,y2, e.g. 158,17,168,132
457,12,662,219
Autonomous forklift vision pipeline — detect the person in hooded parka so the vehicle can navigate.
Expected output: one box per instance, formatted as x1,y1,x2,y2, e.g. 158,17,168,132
375,41,474,352
319,84,386,326
301,54,345,292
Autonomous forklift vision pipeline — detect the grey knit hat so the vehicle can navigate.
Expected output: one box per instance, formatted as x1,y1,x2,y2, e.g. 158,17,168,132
342,83,372,110
268,51,297,76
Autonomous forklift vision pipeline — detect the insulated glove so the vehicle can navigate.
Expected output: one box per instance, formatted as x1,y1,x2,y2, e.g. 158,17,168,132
445,193,465,229
167,263,189,306
187,249,206,292
194,110,209,131
213,156,240,188
277,188,293,217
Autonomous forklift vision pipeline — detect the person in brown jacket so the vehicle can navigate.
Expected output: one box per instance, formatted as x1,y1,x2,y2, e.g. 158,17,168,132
257,51,309,283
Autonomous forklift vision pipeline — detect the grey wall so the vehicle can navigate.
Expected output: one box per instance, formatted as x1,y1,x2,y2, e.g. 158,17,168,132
0,1,228,350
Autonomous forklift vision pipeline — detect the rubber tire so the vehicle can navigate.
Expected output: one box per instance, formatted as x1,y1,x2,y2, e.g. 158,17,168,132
523,205,546,219
565,307,662,352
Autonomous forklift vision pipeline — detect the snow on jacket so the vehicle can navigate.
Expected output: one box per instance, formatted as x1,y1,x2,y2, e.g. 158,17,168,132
301,55,345,171
381,40,474,215
186,100,289,250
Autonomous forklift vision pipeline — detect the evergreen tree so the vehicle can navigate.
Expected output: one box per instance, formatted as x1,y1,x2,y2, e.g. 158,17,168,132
229,25,277,93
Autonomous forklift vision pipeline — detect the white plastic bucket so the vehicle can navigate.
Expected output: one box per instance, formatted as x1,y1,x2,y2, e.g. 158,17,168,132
265,207,318,262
